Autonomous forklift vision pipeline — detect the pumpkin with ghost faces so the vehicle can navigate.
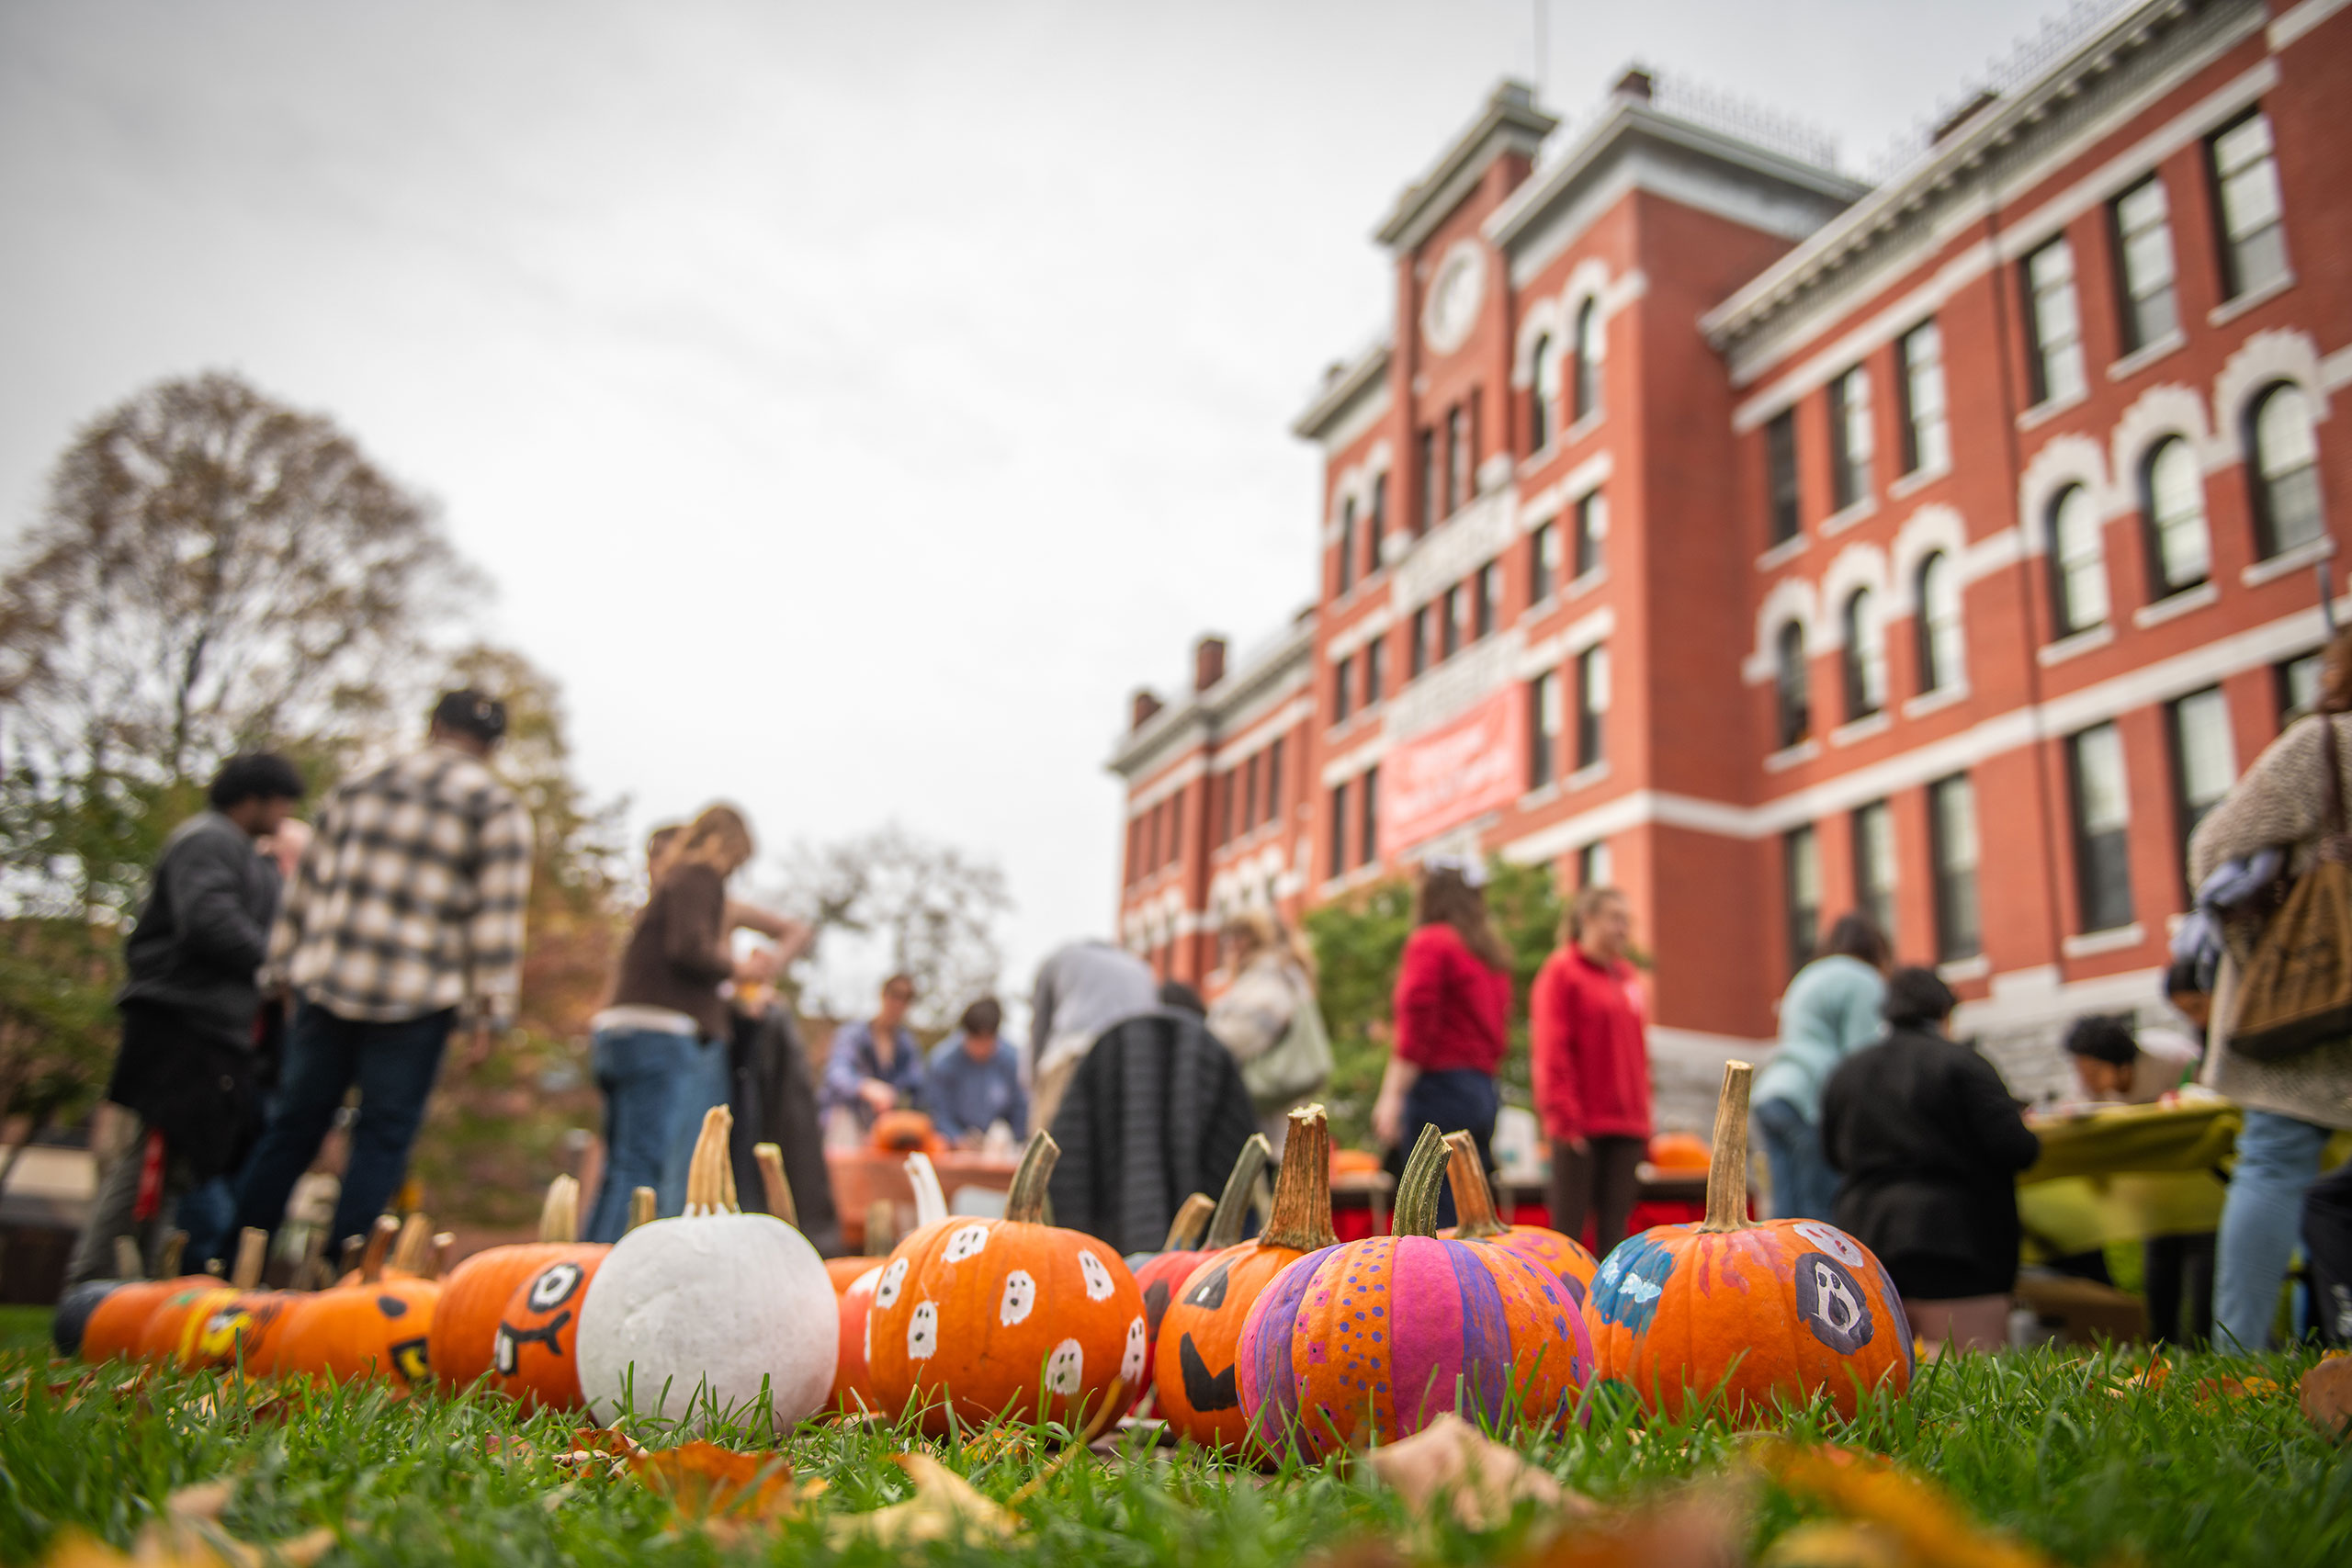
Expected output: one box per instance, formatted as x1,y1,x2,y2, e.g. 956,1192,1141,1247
831,1153,950,1415
865,1128,1147,1433
1586,1062,1912,1422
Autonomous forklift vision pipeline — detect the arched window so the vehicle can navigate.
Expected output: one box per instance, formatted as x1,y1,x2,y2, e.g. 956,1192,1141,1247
2248,382,2324,558
1917,550,1964,694
1337,500,1357,595
1529,333,1558,453
1841,587,1886,721
1572,298,1602,421
1774,620,1810,750
2141,437,2210,596
2048,483,2109,637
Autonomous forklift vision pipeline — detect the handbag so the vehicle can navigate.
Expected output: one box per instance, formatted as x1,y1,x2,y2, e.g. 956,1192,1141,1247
1240,969,1335,1112
2231,715,2352,1062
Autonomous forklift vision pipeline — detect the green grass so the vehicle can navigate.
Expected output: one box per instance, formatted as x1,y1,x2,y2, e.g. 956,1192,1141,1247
1,1333,2346,1567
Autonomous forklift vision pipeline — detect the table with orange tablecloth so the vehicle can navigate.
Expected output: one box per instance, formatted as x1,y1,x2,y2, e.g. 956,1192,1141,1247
827,1148,1018,1253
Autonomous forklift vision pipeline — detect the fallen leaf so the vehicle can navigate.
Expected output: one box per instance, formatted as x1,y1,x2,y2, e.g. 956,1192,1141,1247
1758,1520,1906,1567
825,1452,1018,1548
2192,1376,2281,1403
1512,1488,1743,1568
1755,1440,2060,1568
164,1483,232,1522
1366,1413,1595,1537
571,1426,646,1458
628,1441,797,1529
2300,1355,2352,1443
40,1521,337,1568
481,1434,537,1467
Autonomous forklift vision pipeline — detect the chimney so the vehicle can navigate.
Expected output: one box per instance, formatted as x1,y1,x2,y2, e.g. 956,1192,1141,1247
1612,66,1655,102
1131,688,1163,730
1193,636,1228,694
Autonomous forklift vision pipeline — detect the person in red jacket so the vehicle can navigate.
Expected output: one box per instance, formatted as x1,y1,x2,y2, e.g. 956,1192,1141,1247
1372,859,1514,1228
1532,885,1652,1257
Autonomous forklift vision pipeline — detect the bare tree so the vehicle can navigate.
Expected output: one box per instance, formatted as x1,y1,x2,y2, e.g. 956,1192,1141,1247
770,825,1012,1030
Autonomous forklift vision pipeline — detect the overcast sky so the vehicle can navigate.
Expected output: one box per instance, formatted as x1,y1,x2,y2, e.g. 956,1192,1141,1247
1,0,2077,1018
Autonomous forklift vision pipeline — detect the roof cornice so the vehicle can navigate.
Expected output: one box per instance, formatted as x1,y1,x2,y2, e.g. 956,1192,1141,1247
1374,79,1559,251
1105,615,1317,779
1290,337,1392,441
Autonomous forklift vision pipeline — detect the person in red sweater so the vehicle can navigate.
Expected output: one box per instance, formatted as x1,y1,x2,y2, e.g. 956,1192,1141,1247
1532,885,1652,1257
1372,860,1514,1228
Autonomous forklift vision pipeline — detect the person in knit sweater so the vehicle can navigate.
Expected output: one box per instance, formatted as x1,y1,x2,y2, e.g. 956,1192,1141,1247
1531,885,1652,1257
1752,913,1890,1223
1372,859,1513,1229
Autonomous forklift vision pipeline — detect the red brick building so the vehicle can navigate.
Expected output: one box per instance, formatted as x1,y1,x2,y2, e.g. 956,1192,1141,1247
1111,0,2349,1089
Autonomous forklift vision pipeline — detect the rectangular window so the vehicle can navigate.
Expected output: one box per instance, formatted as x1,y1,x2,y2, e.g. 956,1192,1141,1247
1574,491,1607,578
1445,405,1468,515
1929,773,1982,962
1440,586,1462,660
1331,655,1352,725
1145,803,1160,871
1828,365,1872,510
1329,781,1349,877
1218,770,1235,847
1336,505,1357,596
1578,840,1612,889
2025,237,2087,406
1363,637,1385,708
1528,671,1558,790
1474,560,1499,639
1367,475,1388,577
1530,520,1558,604
1168,795,1182,866
2110,176,2179,352
1785,824,1823,976
1898,321,1950,475
1766,411,1801,545
1243,754,1261,834
2280,651,2323,722
1358,766,1380,868
2169,687,2235,861
1125,817,1141,884
1416,428,1437,536
2069,722,2134,933
1409,607,1430,679
2211,110,2289,299
1852,799,1897,948
1264,739,1284,829
1576,643,1609,769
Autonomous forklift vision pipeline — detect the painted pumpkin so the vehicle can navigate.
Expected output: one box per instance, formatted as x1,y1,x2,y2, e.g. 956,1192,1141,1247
1154,1106,1341,1453
575,1107,838,1432
177,1229,296,1371
1238,1123,1593,1461
270,1213,441,1386
1129,1139,1268,1412
1587,1062,1913,1422
830,1153,951,1414
76,1266,212,1363
1439,1132,1599,1302
489,1250,607,1411
134,1276,241,1365
431,1175,601,1393
865,1128,1147,1433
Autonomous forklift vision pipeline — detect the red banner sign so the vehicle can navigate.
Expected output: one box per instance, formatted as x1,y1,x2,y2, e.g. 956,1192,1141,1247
1376,686,1526,860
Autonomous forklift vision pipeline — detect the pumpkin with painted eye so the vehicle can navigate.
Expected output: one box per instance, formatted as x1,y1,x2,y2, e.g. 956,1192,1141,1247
429,1176,602,1394
1586,1062,1912,1422
175,1230,300,1371
865,1128,1147,1433
267,1214,442,1385
1153,1109,1339,1454
1439,1132,1599,1302
1238,1124,1592,1461
1127,1139,1268,1413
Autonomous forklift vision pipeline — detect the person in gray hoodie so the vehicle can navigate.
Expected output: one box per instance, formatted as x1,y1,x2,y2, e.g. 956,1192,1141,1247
64,753,304,1285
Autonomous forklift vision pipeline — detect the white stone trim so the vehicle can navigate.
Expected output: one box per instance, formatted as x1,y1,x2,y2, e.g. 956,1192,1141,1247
2132,581,2219,629
1831,712,1893,748
1744,576,1821,685
2209,271,2297,329
2244,536,2337,589
1517,449,1612,531
1755,533,1810,573
1323,607,1395,662
2108,331,2188,383
1816,542,1891,651
2109,382,2219,495
1886,504,1970,617
2061,923,2146,960
2038,624,2117,667
2018,434,2113,555
2271,0,2352,49
2211,328,2333,462
1520,604,1615,675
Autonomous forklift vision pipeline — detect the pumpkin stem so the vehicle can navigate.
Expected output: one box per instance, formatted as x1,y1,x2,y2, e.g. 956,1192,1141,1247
1004,1128,1060,1224
156,1230,187,1280
390,1213,433,1275
230,1227,267,1291
113,1235,141,1281
1160,1191,1216,1252
1261,1104,1340,1253
754,1143,798,1226
1700,1060,1754,1234
1442,1131,1510,1239
905,1152,948,1228
357,1215,400,1284
430,1232,456,1280
685,1105,738,1215
295,1229,329,1291
1204,1134,1273,1249
628,1187,658,1230
1391,1123,1451,1238
537,1174,581,1244
339,1234,367,1279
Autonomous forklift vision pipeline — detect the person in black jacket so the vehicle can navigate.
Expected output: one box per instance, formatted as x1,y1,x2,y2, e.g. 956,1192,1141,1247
63,753,304,1286
1820,967,2040,1352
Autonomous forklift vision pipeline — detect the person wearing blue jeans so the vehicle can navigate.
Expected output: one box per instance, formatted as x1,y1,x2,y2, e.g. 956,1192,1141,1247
582,1024,692,1241
2214,1110,2334,1352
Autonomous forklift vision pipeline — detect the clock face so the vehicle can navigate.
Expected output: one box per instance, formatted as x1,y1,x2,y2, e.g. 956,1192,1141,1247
1421,241,1486,356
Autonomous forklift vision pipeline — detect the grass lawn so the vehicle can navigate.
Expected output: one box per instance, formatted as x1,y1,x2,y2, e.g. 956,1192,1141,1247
1,1313,2346,1568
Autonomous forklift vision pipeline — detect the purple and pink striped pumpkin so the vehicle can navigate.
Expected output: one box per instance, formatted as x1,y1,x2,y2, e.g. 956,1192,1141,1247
1235,1126,1592,1459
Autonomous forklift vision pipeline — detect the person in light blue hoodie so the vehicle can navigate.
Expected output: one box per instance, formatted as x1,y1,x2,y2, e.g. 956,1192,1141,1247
1753,913,1890,1222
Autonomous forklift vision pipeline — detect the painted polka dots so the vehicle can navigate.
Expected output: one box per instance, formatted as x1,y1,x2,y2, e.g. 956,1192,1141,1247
1078,1249,1114,1302
875,1257,910,1309
1000,1269,1037,1325
943,1224,991,1263
1045,1338,1084,1393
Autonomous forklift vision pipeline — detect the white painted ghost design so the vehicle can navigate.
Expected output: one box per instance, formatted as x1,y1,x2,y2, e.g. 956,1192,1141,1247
943,1224,991,1263
1000,1269,1037,1325
908,1301,939,1359
1077,1248,1114,1302
1120,1314,1148,1383
874,1257,910,1309
1045,1337,1084,1394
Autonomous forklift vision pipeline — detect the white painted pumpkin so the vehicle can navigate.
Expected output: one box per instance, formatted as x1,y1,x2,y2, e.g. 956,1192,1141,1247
575,1106,837,1430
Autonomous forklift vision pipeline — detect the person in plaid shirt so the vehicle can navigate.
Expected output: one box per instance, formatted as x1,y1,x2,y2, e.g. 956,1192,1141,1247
232,690,534,1258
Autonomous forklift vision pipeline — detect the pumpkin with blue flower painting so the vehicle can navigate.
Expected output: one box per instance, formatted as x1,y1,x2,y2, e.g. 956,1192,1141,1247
1586,1061,1912,1420
864,1128,1147,1433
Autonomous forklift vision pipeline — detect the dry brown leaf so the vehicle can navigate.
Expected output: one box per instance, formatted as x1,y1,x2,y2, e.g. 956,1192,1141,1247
1365,1413,1594,1536
2193,1375,2282,1403
2301,1354,2352,1443
628,1441,797,1529
825,1452,1018,1548
40,1520,336,1568
1754,1440,2059,1568
1758,1520,1907,1567
1511,1488,1743,1568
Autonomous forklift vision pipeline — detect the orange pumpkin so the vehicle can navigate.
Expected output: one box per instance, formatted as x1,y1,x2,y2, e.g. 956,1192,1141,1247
1647,1132,1712,1172
1154,1105,1341,1453
271,1213,441,1386
1587,1063,1913,1422
865,1129,1146,1432
870,1109,944,1156
488,1250,607,1411
135,1275,239,1365
828,1152,951,1415
429,1176,597,1393
1329,1148,1382,1179
82,1273,213,1364
1130,1139,1272,1415
1440,1132,1599,1303
1238,1124,1592,1461
175,1229,296,1371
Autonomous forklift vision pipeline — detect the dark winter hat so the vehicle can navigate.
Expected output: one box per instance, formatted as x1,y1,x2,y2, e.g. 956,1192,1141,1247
1883,965,1958,1028
432,688,508,743
208,752,304,809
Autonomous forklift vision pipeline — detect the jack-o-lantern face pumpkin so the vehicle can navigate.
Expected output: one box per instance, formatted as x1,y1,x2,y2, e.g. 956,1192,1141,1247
1126,1141,1269,1415
490,1252,606,1411
865,1130,1146,1433
1155,1108,1341,1453
1438,1132,1599,1304
1585,1063,1912,1422
271,1213,442,1387
429,1175,604,1394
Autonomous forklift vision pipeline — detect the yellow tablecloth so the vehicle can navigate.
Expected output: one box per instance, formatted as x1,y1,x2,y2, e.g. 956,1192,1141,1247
2017,1100,2239,1258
